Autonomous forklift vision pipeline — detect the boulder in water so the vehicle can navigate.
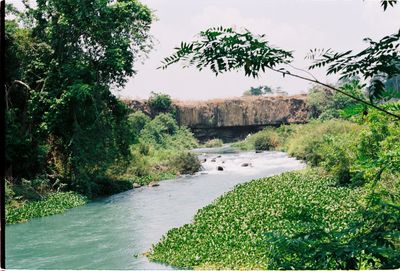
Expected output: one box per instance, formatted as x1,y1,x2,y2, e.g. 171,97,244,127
148,181,160,187
211,158,216,162
241,163,250,167
133,183,142,188
217,166,224,171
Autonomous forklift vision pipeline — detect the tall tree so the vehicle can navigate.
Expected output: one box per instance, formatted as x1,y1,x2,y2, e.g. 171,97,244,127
5,0,153,195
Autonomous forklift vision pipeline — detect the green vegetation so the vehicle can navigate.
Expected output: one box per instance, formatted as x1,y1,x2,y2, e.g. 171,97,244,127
148,92,175,116
119,112,200,186
6,192,87,224
150,104,400,269
203,139,224,148
307,80,366,120
243,85,272,96
243,85,288,97
150,169,366,269
5,1,200,223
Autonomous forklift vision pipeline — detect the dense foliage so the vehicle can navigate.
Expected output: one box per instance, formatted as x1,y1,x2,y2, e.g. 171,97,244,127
5,0,153,197
148,92,175,116
120,112,200,185
149,169,366,269
307,80,366,119
5,2,202,222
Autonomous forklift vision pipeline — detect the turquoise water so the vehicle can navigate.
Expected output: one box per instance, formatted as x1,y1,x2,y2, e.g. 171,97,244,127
6,150,304,269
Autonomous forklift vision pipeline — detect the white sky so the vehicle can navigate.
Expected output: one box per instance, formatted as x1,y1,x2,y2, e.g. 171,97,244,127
10,0,400,100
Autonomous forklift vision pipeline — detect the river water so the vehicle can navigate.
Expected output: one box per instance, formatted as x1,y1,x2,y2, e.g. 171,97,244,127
6,148,304,269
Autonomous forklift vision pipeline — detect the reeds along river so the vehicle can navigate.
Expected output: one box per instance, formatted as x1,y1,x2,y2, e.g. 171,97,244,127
6,147,304,269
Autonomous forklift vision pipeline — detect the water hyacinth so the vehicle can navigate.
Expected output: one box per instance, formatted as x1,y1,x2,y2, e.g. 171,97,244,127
149,169,364,269
6,192,87,224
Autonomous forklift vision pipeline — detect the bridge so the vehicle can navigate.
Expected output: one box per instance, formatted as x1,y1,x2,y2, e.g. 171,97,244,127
124,95,309,142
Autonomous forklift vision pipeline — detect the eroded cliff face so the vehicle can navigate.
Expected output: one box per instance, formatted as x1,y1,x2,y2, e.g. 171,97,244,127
123,95,309,141
173,95,308,128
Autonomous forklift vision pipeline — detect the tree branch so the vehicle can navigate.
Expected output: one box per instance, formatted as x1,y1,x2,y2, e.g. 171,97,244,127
269,67,400,120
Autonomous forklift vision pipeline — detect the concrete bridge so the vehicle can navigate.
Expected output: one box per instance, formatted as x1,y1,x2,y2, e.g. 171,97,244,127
124,95,309,142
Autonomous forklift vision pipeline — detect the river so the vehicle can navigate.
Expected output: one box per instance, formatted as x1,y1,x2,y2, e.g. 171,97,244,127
6,148,304,269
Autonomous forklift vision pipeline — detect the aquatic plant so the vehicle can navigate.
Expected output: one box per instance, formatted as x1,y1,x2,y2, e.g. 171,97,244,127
6,192,87,224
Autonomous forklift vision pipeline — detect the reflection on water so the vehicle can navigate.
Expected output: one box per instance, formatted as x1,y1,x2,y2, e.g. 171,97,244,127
6,149,304,269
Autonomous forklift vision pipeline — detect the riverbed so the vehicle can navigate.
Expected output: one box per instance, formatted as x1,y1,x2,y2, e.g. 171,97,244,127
6,148,304,269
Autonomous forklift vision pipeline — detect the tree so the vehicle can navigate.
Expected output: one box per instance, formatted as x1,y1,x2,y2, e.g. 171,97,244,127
148,91,174,115
243,85,273,96
5,0,153,196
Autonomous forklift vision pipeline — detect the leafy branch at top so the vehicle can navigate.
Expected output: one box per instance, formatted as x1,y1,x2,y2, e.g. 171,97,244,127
159,27,400,120
307,30,400,101
160,26,293,78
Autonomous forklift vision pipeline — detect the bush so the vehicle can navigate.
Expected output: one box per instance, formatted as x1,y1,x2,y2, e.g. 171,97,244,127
140,113,179,146
169,152,202,175
203,138,224,148
286,120,361,166
128,111,150,143
232,128,281,151
306,81,366,120
5,180,15,204
319,134,358,186
253,129,280,151
139,113,198,150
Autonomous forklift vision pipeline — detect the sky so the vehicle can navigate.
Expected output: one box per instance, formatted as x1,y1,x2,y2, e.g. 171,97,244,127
10,0,400,100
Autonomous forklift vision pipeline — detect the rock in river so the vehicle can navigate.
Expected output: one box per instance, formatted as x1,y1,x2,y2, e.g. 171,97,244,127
133,183,142,188
148,181,160,187
217,166,224,171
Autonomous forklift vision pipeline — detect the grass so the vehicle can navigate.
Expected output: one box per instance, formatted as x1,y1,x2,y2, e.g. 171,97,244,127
149,168,364,269
6,192,87,224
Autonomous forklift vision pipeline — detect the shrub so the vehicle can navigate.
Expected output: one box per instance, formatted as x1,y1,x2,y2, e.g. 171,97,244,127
232,128,281,151
319,134,358,186
253,129,280,151
140,113,179,146
203,138,224,148
128,111,150,143
306,81,365,120
286,120,362,166
167,127,198,150
11,177,53,202
169,152,202,175
5,180,15,204
140,113,198,150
